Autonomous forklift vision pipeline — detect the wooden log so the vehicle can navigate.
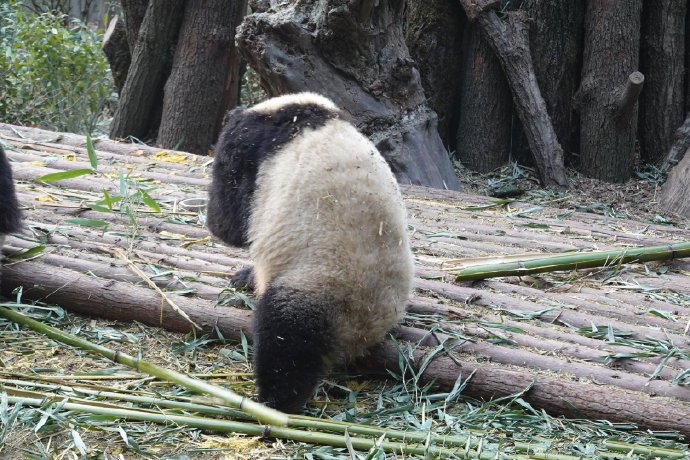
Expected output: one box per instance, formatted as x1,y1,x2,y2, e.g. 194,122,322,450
396,326,690,400
359,341,690,437
3,260,690,436
415,279,690,345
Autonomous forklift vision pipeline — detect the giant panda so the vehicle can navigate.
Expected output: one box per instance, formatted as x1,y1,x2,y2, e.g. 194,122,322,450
207,92,414,413
0,145,21,289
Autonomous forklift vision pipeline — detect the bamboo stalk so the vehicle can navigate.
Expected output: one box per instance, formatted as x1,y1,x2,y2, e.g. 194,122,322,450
3,395,583,460
452,242,690,281
0,305,288,426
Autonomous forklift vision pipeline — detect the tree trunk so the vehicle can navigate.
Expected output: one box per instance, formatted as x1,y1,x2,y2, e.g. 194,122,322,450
686,5,690,113
519,0,584,162
214,0,249,139
639,0,686,164
235,0,461,191
455,23,512,172
109,0,185,141
455,1,568,188
120,0,149,53
578,0,643,182
102,16,131,95
661,111,690,171
157,0,246,155
405,0,465,149
660,144,690,217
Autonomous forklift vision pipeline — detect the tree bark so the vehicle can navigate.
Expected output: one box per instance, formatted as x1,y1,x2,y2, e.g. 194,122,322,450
578,0,643,182
214,0,249,139
639,0,686,164
102,16,131,95
157,0,246,155
405,0,465,149
661,111,690,171
120,0,149,53
519,0,584,162
109,0,185,141
455,1,568,189
4,260,690,436
660,144,690,217
454,22,511,172
235,0,461,191
686,4,690,114
361,342,690,438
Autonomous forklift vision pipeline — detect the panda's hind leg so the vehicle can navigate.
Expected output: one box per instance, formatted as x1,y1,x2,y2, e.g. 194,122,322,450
231,265,255,290
253,283,333,413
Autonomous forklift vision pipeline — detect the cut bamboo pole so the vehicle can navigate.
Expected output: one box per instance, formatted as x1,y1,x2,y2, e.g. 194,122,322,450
451,242,690,281
0,305,287,427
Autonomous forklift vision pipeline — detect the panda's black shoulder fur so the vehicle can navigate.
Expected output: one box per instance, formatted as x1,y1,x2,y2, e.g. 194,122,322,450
207,103,339,247
0,145,21,235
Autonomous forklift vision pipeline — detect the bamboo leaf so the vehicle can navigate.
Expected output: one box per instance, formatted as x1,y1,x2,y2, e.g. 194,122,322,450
64,218,110,228
138,189,161,212
6,244,45,261
36,168,93,182
86,132,98,170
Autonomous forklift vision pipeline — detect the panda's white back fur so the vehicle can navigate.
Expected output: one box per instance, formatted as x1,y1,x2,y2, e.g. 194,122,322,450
248,92,338,114
206,92,413,412
250,117,413,362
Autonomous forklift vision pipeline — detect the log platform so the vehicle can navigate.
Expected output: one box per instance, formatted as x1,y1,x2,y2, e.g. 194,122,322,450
1,123,689,435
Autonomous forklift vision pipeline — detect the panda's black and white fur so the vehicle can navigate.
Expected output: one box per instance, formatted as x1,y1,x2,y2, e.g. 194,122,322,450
207,92,414,413
0,145,21,287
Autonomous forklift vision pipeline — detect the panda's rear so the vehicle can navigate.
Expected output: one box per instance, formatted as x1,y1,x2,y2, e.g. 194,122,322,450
207,93,414,413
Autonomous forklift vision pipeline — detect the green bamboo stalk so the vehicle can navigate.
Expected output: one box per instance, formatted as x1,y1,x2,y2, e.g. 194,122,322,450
0,379,473,450
0,305,288,426
453,242,690,282
5,395,582,460
602,440,687,458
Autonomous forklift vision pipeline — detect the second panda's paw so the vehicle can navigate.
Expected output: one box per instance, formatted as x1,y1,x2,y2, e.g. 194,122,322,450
231,266,255,291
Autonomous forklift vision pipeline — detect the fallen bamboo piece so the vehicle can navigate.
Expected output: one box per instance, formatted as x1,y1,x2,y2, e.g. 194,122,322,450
0,305,287,427
451,242,690,281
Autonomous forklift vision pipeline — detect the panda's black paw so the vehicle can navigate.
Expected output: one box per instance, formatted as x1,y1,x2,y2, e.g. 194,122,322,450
231,266,255,291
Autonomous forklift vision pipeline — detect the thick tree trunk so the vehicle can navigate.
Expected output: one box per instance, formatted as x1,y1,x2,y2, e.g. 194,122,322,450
639,0,686,164
109,0,185,141
661,111,690,171
686,5,690,114
120,0,149,53
405,0,465,149
157,0,245,155
455,23,511,172
578,0,643,182
235,0,461,191
456,1,568,188
214,0,249,139
660,142,690,217
520,0,584,161
102,16,131,95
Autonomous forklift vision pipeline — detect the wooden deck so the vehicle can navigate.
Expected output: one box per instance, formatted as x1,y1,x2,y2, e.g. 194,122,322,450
2,122,690,435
